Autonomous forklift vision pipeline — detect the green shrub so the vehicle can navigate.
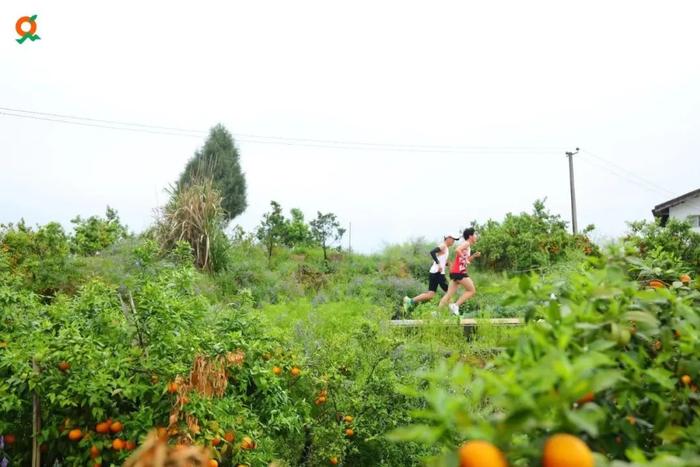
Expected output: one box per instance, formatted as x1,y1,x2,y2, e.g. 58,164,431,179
70,206,128,256
625,218,700,273
390,249,700,466
474,199,597,273
0,220,75,296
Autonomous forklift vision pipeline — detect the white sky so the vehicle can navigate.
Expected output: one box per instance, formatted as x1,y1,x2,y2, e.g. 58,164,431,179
1,1,699,253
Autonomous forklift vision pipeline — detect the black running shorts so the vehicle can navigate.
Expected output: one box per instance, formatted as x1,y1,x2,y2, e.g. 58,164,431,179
428,272,448,292
449,272,469,281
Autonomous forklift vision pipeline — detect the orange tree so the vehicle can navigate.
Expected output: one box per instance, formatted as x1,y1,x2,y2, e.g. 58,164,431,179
1,235,438,466
0,242,300,465
389,247,700,466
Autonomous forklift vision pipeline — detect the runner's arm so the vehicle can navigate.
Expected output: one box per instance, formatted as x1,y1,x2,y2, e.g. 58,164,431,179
429,247,441,264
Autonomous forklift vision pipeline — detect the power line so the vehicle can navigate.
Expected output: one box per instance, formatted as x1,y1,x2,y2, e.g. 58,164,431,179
580,149,673,195
0,106,205,135
0,104,566,155
0,111,204,138
576,153,670,196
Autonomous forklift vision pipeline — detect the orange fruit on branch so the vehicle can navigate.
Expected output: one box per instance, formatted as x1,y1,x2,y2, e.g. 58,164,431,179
112,438,125,450
167,382,179,393
58,361,71,372
209,461,219,467
90,445,100,458
345,428,354,437
68,429,83,441
212,437,221,446
4,434,16,445
110,421,123,433
329,457,339,465
241,436,255,450
290,367,301,377
680,274,691,284
96,421,110,434
125,440,136,450
648,280,665,289
458,440,507,467
224,431,235,443
682,375,692,386
542,434,593,467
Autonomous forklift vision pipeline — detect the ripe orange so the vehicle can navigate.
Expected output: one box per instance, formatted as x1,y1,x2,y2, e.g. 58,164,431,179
576,392,595,405
649,279,665,289
542,434,593,467
680,274,691,284
4,433,16,445
125,440,136,450
343,415,353,423
167,382,179,393
68,429,83,441
112,438,125,450
209,460,219,467
90,445,100,458
273,366,282,376
110,421,123,433
212,437,221,446
330,457,339,465
291,367,301,377
224,431,235,443
458,440,507,467
345,428,354,437
96,421,110,434
682,375,692,386
58,361,71,372
241,436,255,450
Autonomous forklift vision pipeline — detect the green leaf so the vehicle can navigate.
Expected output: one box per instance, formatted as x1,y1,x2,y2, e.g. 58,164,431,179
385,424,445,444
518,275,531,294
622,311,659,328
565,408,600,437
657,425,686,443
646,368,675,389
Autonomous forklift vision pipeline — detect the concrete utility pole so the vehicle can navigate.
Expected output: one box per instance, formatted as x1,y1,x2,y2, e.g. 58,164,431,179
566,148,580,235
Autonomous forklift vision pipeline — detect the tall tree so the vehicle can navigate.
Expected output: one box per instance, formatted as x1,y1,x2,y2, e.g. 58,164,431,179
178,124,247,222
310,212,346,261
282,208,312,247
256,201,287,262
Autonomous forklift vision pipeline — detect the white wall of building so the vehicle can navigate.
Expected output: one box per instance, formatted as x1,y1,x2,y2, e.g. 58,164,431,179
669,193,700,232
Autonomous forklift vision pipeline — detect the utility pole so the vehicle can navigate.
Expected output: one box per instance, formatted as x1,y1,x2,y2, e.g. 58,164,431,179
566,147,580,235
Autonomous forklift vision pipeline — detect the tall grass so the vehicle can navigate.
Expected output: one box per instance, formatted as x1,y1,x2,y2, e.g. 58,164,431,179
155,178,228,271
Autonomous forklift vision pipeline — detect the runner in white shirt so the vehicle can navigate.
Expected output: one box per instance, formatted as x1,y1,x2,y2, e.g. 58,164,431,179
403,234,459,312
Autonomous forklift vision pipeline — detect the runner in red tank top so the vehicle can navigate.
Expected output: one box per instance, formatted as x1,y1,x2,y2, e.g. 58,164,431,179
439,228,480,316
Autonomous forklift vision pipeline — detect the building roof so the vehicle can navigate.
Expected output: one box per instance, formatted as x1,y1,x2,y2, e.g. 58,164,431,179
652,188,700,218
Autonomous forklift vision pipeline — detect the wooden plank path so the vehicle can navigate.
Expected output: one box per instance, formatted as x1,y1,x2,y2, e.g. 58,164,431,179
389,318,523,327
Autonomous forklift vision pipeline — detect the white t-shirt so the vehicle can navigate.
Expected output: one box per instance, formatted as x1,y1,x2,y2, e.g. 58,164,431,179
429,242,449,274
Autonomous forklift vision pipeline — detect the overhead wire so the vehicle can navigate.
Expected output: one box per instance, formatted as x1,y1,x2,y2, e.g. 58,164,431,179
580,149,673,195
0,105,566,155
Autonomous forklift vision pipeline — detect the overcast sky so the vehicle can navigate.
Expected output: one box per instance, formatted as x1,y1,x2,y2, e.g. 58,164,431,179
2,1,699,253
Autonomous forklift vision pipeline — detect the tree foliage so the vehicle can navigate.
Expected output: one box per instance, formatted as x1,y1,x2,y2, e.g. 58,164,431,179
310,212,346,262
178,124,247,222
474,199,597,272
70,206,128,256
255,201,287,262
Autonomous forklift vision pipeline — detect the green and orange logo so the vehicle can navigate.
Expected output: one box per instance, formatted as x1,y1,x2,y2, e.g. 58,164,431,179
16,15,41,44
